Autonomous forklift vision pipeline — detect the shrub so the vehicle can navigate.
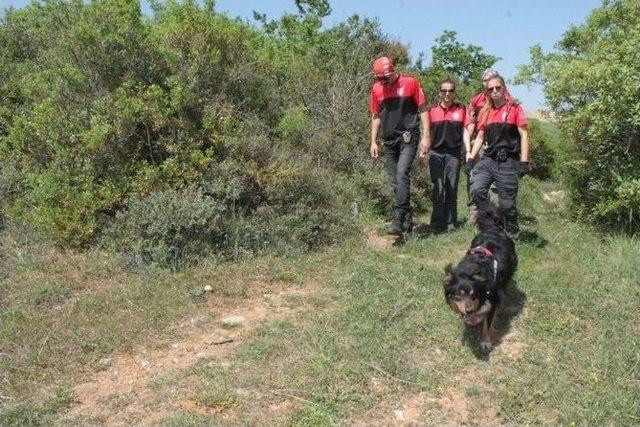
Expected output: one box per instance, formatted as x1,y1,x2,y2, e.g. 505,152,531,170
517,0,640,231
527,120,555,180
105,186,227,269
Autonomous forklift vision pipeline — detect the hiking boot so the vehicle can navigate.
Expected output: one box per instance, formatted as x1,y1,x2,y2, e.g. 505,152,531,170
388,210,406,236
403,212,413,234
505,222,520,241
429,222,446,233
388,217,404,236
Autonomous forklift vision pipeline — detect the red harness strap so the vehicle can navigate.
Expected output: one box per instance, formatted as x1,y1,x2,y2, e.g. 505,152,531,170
467,246,494,258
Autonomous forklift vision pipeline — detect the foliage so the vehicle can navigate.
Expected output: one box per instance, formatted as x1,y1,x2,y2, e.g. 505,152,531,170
418,30,499,102
105,185,227,268
3,183,639,424
0,0,389,264
516,0,640,231
527,119,555,180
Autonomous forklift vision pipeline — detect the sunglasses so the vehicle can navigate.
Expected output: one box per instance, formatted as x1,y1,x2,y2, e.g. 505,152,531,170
487,85,503,92
440,89,455,93
376,75,393,82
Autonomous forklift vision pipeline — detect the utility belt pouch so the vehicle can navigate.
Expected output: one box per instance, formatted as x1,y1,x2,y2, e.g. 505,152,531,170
496,148,508,162
402,131,412,143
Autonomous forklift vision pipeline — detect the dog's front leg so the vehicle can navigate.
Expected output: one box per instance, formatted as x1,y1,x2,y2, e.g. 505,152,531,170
480,309,495,352
480,318,492,352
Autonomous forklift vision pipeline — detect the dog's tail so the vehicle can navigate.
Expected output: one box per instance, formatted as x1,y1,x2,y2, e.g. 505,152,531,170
473,200,504,233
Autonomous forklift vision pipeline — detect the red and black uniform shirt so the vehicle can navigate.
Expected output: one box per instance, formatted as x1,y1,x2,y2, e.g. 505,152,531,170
467,89,515,131
370,74,427,141
428,102,469,153
477,102,527,156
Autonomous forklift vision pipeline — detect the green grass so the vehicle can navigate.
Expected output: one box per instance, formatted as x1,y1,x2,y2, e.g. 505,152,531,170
1,178,639,425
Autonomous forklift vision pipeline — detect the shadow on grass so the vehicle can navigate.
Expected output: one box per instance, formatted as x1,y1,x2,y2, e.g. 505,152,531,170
411,223,450,239
462,280,527,361
518,230,548,248
390,222,444,246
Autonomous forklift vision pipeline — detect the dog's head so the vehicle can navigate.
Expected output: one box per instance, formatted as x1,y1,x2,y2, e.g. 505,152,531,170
443,262,491,326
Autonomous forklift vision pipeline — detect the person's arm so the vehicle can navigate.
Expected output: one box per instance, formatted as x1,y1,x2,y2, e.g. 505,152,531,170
370,115,381,159
465,100,476,144
470,130,484,159
418,105,430,158
463,126,472,162
518,126,529,162
465,123,475,142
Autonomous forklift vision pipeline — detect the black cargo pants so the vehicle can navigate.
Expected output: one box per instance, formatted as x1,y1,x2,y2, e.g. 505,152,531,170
469,155,520,235
428,149,461,228
383,133,418,221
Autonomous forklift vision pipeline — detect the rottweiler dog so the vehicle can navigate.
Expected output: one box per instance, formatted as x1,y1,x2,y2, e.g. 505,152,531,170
443,205,518,351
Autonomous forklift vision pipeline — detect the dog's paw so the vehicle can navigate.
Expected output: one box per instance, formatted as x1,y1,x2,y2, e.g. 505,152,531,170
480,341,493,352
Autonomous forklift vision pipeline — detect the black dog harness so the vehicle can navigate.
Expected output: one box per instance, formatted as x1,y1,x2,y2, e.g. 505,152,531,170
467,246,498,282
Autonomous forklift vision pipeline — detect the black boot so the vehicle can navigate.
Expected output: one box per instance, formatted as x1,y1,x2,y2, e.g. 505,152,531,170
403,211,413,234
388,210,405,236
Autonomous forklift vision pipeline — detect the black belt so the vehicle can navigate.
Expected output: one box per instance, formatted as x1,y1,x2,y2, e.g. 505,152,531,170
487,148,518,162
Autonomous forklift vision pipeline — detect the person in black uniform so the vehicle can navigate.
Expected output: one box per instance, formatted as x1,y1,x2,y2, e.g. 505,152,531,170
370,56,430,235
421,78,470,232
468,75,529,238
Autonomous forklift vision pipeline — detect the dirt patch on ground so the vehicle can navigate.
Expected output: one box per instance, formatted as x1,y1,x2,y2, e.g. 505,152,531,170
63,285,315,425
364,227,397,250
430,372,501,426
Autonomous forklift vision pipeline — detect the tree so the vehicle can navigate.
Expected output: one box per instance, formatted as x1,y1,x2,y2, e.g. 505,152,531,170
516,0,640,231
420,30,499,102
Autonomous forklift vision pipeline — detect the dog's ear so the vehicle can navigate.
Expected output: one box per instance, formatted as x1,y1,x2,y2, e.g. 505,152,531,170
443,263,454,287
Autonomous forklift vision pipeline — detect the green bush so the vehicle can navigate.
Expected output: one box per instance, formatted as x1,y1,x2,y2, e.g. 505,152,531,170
527,119,555,180
0,0,501,263
106,185,227,268
517,0,640,231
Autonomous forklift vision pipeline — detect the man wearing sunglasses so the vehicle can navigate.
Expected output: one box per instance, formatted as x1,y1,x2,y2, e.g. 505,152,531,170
422,78,471,232
370,56,429,235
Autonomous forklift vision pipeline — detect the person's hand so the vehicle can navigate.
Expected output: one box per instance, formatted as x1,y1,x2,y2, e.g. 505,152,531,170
370,142,379,159
418,138,430,158
518,161,530,177
465,152,474,163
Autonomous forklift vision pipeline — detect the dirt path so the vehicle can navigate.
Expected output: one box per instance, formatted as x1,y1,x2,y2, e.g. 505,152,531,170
64,284,314,425
61,227,528,426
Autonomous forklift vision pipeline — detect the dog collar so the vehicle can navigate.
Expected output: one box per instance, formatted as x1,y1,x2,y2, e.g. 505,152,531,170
467,246,494,258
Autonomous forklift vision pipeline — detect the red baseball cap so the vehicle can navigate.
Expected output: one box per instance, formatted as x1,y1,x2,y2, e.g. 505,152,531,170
373,56,395,78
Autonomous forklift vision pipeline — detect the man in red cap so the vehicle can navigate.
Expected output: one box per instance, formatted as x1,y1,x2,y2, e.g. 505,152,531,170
370,56,430,235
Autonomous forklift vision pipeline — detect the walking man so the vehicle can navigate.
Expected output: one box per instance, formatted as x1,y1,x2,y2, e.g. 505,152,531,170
370,56,430,235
